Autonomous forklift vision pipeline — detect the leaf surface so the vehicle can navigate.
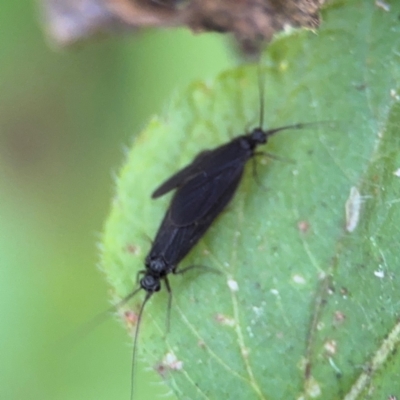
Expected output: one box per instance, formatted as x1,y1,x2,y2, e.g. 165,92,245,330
101,1,400,398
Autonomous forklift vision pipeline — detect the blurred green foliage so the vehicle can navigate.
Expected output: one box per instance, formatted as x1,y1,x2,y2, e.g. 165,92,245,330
0,2,231,399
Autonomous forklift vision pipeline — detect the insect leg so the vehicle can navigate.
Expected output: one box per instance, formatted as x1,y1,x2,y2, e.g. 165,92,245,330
130,291,152,400
253,151,295,164
174,264,222,276
164,275,173,334
136,269,146,284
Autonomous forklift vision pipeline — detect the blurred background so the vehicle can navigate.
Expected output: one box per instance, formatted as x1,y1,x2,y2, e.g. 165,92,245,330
0,2,233,399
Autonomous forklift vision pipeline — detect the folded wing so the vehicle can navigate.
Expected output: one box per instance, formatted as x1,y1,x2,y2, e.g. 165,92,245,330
169,165,244,226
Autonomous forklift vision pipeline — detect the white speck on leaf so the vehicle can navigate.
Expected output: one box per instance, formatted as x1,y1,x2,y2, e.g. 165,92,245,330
390,89,399,100
328,357,341,374
162,352,183,371
375,0,390,12
393,168,400,177
305,376,322,398
345,186,362,232
324,340,337,355
374,269,385,278
293,274,306,284
227,278,239,292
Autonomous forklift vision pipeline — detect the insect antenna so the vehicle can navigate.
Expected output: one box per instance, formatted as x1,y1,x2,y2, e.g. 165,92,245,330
164,276,173,334
265,122,309,137
130,291,152,400
257,63,265,129
265,121,334,139
117,286,143,308
63,285,143,347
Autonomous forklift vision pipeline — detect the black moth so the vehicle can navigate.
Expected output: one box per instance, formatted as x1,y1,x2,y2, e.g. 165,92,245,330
124,68,317,399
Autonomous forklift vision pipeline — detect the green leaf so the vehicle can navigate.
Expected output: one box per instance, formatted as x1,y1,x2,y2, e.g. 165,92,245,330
100,1,400,398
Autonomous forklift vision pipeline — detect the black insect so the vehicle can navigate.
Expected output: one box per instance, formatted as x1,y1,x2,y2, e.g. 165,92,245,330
123,68,321,399
151,123,309,225
126,198,229,399
151,73,315,228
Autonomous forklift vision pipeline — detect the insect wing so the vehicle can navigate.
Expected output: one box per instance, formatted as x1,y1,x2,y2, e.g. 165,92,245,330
145,212,198,271
151,150,212,199
172,163,245,268
146,209,205,269
161,222,201,267
148,164,244,268
147,212,181,262
169,165,244,226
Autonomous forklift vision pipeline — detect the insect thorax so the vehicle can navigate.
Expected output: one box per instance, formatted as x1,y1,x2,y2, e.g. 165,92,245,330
145,255,169,276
